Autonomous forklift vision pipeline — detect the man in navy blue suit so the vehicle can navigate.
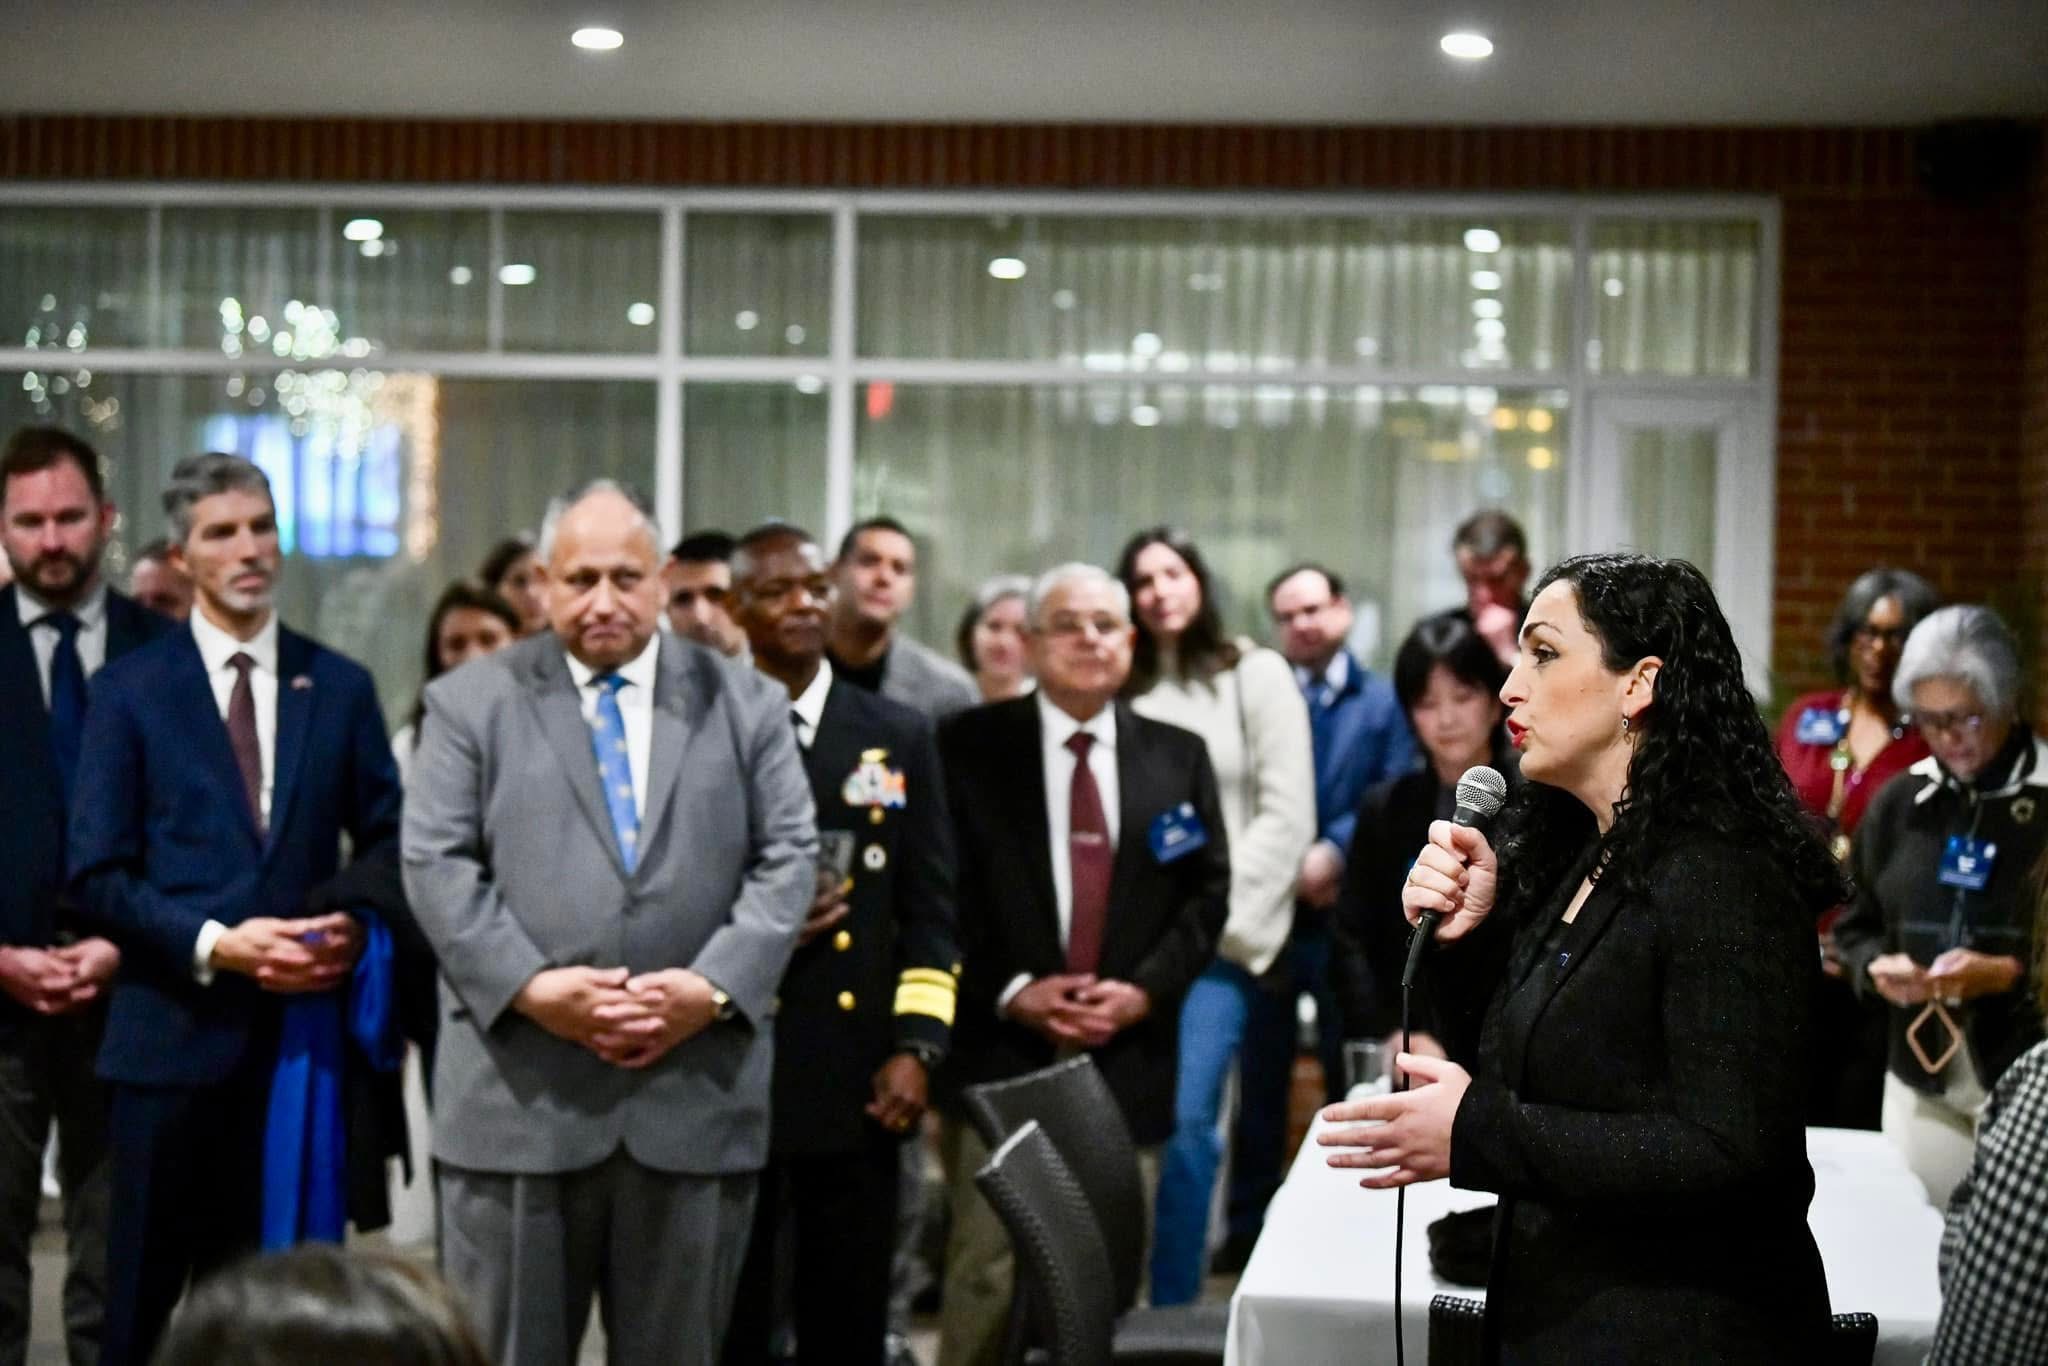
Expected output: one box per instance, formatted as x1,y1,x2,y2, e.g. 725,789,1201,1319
0,427,170,1366
69,453,400,1366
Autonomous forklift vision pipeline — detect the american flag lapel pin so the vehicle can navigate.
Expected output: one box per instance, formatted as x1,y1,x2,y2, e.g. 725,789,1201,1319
291,675,314,691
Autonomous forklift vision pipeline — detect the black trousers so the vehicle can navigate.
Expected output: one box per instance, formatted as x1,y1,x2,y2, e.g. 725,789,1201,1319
99,1049,272,1366
0,1010,109,1366
725,1130,902,1366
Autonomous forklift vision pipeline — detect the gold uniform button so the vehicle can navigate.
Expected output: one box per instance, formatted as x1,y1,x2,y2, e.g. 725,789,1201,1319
869,808,885,825
837,991,857,1012
833,930,853,952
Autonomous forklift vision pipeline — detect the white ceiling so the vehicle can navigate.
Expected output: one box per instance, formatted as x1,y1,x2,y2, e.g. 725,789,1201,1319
6,0,2047,125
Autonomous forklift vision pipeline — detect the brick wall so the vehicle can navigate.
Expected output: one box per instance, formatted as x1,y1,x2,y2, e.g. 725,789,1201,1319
3,116,2038,696
2026,153,2048,726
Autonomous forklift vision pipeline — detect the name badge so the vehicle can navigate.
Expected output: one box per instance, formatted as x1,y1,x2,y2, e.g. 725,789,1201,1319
1937,835,1996,891
1795,707,1846,746
1148,803,1210,864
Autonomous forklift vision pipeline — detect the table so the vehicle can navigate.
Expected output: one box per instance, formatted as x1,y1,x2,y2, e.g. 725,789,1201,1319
1226,1123,1943,1366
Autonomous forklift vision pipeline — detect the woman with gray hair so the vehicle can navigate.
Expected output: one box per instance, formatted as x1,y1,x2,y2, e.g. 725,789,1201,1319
954,573,1034,702
1835,604,2047,1204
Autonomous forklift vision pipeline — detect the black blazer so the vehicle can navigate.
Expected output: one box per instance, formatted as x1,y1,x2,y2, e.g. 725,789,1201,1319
0,586,169,965
772,679,960,1156
1432,834,1832,1364
936,696,1230,1146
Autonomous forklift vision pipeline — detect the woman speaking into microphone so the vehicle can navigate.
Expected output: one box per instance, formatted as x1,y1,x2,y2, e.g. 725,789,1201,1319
1319,552,1846,1363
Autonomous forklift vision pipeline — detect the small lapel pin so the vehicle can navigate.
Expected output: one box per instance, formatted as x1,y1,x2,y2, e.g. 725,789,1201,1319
290,675,314,691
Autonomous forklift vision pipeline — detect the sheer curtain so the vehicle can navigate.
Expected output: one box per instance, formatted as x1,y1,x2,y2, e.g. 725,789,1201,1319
1590,220,1758,376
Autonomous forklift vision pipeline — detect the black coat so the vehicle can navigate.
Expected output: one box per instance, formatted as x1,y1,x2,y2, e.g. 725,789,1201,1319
936,697,1230,1146
0,585,170,967
771,679,959,1156
1430,834,1832,1364
1834,730,2048,1095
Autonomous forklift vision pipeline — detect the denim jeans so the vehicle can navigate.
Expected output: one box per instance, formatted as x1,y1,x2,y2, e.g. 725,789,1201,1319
1228,920,1346,1245
1147,960,1257,1306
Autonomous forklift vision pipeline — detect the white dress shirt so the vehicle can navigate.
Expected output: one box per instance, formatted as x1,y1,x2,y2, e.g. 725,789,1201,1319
189,607,281,981
1293,648,1350,708
565,632,660,823
999,692,1121,1016
17,580,110,702
789,658,833,752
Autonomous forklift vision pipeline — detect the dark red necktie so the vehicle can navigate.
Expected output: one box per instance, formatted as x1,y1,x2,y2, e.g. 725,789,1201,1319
228,652,265,835
1065,732,1111,974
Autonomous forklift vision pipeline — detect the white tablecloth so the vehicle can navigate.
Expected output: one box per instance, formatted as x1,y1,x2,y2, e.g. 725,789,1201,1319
1226,1123,1943,1366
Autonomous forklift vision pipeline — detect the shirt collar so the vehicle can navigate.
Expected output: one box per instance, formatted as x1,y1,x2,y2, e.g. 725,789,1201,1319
1293,649,1351,696
791,658,834,740
565,631,661,695
1037,689,1117,753
16,580,107,632
190,605,279,677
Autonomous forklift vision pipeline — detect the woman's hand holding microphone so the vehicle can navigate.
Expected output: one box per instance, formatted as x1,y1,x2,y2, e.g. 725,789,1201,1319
1315,820,1498,1187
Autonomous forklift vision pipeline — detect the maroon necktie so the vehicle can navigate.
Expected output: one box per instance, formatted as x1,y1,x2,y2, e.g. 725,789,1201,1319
1065,732,1112,974
228,652,265,835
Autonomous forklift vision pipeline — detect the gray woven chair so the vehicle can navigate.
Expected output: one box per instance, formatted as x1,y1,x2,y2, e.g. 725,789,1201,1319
1427,1295,1880,1365
963,1058,1229,1365
975,1120,1116,1366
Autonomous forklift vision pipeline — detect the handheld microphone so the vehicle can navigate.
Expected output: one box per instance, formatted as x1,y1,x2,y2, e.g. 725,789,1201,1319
1401,765,1508,990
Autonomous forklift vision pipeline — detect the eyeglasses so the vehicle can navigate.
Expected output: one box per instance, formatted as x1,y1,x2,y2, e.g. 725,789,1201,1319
1851,625,1909,648
1915,710,1986,739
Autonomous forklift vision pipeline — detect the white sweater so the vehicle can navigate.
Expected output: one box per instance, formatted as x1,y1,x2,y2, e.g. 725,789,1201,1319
1130,642,1316,977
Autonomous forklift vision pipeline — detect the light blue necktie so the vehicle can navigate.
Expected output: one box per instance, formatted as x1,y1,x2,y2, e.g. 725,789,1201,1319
589,673,640,873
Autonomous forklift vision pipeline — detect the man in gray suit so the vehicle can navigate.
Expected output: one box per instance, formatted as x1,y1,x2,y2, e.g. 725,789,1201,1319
827,517,976,721
402,480,816,1366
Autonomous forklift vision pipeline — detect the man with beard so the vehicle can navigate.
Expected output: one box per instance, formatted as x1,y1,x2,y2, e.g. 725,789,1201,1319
69,453,400,1366
0,427,170,1366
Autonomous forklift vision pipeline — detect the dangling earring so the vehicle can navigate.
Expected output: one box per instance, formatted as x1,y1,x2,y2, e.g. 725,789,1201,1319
1620,714,1632,736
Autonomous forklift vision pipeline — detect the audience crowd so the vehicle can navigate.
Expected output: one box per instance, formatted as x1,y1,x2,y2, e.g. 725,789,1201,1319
0,419,2041,1366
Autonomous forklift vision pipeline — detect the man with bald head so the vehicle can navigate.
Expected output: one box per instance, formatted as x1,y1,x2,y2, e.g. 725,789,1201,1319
402,480,817,1366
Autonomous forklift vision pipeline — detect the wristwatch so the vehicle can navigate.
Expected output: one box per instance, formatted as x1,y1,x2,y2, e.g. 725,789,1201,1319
710,986,737,1022
900,1041,943,1070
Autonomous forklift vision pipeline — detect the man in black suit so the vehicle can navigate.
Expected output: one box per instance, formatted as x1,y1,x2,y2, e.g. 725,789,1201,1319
0,427,170,1366
934,563,1230,1366
721,523,959,1366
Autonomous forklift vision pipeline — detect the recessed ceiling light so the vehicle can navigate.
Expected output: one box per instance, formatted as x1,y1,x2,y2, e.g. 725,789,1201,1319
626,302,656,326
1463,228,1503,254
1440,31,1493,60
342,218,384,242
1470,269,1502,291
498,264,538,286
1603,277,1626,297
987,257,1027,281
572,27,624,51
449,266,473,286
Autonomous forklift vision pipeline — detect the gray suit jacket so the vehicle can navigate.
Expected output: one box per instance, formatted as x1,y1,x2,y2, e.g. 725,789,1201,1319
882,635,978,720
401,632,816,1176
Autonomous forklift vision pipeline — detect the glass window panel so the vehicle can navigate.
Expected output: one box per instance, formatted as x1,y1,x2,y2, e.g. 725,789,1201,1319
683,382,829,535
328,207,491,352
158,207,323,353
0,206,152,349
1616,425,1719,566
686,214,831,357
855,382,1567,660
857,215,1572,373
500,211,661,353
1589,220,1758,376
3,369,653,721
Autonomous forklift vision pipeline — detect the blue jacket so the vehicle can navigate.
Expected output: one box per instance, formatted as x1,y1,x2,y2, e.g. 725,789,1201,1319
1303,652,1416,857
68,622,401,1086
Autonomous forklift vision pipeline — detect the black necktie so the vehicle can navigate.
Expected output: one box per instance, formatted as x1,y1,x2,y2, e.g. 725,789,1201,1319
42,612,86,807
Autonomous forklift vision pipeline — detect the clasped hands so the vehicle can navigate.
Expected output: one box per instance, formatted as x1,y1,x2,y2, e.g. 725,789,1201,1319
515,965,721,1069
1005,973,1149,1049
0,937,121,1014
210,914,361,994
1867,949,2021,1007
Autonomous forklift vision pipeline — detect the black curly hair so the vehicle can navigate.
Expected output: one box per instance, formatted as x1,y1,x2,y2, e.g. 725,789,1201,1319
1496,552,1848,918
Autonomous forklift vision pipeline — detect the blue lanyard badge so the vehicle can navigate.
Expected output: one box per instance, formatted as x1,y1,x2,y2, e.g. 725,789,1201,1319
1149,803,1210,864
1795,707,1847,746
1937,836,1996,891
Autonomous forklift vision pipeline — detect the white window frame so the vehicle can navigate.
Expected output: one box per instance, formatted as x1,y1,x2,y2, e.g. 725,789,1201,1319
0,183,1779,673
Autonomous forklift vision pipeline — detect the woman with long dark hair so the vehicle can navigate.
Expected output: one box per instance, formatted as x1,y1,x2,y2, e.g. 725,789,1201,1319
478,535,546,637
390,580,522,784
1319,552,1844,1362
1115,526,1315,1307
